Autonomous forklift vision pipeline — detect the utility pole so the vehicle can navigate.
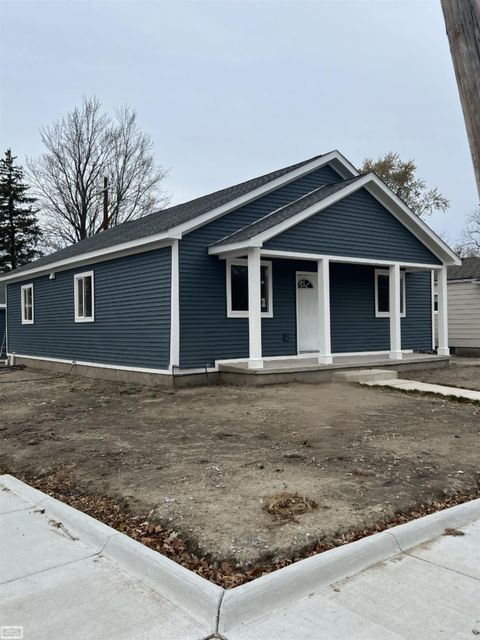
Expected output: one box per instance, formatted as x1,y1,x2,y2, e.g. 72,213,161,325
102,176,109,230
441,0,480,198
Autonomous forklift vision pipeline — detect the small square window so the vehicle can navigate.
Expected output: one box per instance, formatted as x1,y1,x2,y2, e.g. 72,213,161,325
74,271,95,322
227,259,273,318
375,269,406,318
21,284,34,324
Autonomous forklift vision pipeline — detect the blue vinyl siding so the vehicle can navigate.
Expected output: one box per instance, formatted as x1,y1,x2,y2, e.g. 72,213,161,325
265,188,441,265
330,264,432,352
0,309,5,356
179,165,344,367
6,248,171,369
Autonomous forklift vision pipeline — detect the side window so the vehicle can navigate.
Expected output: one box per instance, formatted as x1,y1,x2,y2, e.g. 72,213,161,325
74,271,94,322
226,260,273,318
21,284,34,324
375,269,406,318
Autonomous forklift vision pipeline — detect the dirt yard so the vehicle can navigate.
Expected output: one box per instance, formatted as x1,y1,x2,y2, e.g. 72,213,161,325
403,361,480,391
1,365,479,582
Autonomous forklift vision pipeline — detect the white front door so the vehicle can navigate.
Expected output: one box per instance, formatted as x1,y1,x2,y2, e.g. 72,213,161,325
296,272,319,353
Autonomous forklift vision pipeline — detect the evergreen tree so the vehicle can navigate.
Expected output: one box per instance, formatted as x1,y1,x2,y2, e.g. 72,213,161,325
0,149,42,271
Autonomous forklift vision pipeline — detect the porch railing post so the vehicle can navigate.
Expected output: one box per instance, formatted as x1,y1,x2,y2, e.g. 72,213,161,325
389,263,403,359
437,266,450,356
247,247,263,369
317,258,332,364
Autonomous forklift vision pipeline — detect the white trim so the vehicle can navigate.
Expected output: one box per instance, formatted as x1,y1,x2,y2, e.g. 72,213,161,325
431,270,436,351
389,264,403,360
374,268,406,318
317,259,332,364
260,249,443,271
0,304,5,309
7,353,173,375
74,271,95,323
209,173,460,266
21,284,34,325
437,266,450,356
169,240,180,369
0,151,357,284
172,151,358,237
247,247,263,369
226,258,273,318
0,238,178,283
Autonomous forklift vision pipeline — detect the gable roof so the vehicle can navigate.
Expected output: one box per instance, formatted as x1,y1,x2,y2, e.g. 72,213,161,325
1,151,360,282
448,256,480,280
209,173,460,266
211,176,363,247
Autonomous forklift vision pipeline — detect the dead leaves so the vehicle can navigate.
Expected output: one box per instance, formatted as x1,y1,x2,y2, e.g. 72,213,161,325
2,466,479,589
263,491,318,522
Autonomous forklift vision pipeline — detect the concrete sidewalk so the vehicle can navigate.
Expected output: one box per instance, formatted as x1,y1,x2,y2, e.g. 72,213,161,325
1,474,480,639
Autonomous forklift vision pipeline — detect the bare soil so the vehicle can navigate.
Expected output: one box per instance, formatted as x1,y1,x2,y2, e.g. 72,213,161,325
403,363,480,391
1,366,479,576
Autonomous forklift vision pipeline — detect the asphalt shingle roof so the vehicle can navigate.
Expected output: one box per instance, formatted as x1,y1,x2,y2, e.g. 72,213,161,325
7,154,325,277
448,256,480,280
210,175,364,247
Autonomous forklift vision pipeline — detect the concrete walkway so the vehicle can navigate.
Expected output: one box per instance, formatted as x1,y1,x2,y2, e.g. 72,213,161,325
1,475,480,639
364,377,480,402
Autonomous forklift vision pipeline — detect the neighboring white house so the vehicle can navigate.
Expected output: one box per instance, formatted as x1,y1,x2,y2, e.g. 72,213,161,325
446,257,480,356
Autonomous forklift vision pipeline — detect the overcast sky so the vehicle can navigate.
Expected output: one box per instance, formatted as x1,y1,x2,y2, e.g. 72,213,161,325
0,0,478,245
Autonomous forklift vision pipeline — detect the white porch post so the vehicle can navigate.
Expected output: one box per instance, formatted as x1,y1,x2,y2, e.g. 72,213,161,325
317,258,332,364
389,263,402,360
437,266,450,356
247,247,263,369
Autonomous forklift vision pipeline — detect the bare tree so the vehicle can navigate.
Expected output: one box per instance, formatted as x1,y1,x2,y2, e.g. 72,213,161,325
455,207,480,256
28,97,169,249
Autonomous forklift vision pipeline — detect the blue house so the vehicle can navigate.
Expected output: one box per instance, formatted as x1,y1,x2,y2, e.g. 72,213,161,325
0,151,460,384
0,284,5,359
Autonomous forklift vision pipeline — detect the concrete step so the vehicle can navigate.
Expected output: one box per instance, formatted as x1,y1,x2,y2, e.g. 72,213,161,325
334,368,398,383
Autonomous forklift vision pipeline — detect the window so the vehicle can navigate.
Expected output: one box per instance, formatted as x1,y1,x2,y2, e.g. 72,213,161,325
74,271,94,322
433,283,438,313
375,269,406,318
226,259,273,318
21,284,34,324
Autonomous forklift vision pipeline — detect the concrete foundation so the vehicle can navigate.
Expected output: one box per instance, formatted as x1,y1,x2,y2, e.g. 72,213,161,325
11,356,218,388
11,353,449,388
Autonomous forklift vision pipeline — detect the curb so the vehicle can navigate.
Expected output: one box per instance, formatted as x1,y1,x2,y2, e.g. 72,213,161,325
3,474,480,637
217,531,399,634
0,473,50,511
103,533,223,632
387,497,480,553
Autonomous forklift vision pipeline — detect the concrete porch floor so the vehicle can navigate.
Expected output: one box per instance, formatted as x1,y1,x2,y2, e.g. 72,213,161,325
218,353,450,386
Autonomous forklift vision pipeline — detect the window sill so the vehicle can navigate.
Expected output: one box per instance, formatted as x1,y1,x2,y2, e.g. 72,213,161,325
227,311,273,319
74,317,95,323
375,312,407,319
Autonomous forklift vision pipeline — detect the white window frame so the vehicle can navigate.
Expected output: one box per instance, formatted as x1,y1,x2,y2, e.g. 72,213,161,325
21,283,34,325
74,271,95,323
226,258,273,318
374,268,406,318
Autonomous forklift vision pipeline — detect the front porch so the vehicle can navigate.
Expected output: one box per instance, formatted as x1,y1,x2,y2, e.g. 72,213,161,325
211,245,450,371
218,351,450,386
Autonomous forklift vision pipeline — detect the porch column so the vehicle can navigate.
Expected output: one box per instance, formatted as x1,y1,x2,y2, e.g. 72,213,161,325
317,258,332,364
389,263,402,360
247,246,263,369
437,266,450,356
